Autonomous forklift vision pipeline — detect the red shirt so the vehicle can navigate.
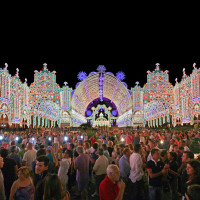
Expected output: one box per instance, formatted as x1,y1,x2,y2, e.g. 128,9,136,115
91,138,96,146
99,175,119,200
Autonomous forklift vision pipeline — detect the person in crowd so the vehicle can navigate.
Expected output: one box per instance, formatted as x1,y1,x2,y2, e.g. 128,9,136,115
58,149,72,191
99,164,125,200
92,148,109,197
102,143,111,163
0,148,18,200
18,143,27,161
74,146,90,200
184,159,200,197
107,141,114,157
9,166,34,200
125,132,133,146
22,142,37,169
83,142,91,155
34,155,49,200
160,150,169,164
127,144,144,200
31,149,46,176
10,146,22,168
146,148,168,200
90,142,98,165
180,140,190,151
169,138,176,152
147,139,159,161
133,132,140,146
0,155,6,200
46,146,58,173
119,148,131,182
178,151,194,199
43,174,70,200
167,151,179,200
185,184,200,200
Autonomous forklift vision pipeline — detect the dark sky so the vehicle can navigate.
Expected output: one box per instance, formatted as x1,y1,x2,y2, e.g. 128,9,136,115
0,56,200,89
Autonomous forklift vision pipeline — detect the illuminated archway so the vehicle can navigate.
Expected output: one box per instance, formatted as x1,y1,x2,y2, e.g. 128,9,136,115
71,66,132,126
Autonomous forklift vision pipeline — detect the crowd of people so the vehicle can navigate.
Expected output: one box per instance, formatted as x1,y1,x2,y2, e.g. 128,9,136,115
0,128,200,200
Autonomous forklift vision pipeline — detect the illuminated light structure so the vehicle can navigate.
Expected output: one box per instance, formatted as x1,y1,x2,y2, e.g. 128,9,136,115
1,63,200,129
29,64,73,128
173,63,200,126
131,63,174,128
0,64,30,127
71,66,132,127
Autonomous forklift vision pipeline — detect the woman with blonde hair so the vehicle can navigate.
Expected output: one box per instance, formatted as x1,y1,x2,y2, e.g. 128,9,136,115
9,166,34,200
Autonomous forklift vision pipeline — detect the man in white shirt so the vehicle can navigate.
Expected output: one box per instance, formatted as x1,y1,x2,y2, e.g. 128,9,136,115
92,148,108,197
127,144,145,200
22,142,37,169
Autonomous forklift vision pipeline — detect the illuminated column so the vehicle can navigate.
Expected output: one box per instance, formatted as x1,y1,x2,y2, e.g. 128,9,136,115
163,116,165,124
45,118,47,127
156,118,158,127
159,116,162,126
33,114,36,127
42,117,44,127
167,114,170,123
48,119,50,127
38,116,40,126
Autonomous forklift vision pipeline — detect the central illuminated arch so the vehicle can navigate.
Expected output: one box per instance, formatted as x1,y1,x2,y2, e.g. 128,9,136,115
71,66,132,126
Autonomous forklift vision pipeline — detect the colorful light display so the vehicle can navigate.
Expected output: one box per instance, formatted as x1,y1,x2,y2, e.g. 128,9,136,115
0,63,200,128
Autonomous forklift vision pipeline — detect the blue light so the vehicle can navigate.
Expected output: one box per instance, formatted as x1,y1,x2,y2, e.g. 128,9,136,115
116,71,125,80
77,71,87,81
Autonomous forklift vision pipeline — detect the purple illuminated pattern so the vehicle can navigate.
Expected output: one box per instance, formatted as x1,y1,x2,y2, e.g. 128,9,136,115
85,97,118,117
77,71,87,81
116,71,125,80
99,73,104,101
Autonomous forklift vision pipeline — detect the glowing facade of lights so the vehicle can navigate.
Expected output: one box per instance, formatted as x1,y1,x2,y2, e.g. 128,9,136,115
1,63,200,128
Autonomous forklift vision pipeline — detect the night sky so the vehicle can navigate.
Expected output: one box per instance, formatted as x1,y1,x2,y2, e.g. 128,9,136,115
0,56,200,89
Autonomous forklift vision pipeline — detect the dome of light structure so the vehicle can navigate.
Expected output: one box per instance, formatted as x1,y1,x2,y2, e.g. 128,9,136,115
71,67,132,122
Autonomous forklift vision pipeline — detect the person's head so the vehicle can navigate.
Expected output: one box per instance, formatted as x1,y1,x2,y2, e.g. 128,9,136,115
173,144,179,152
17,166,31,180
145,144,151,152
64,149,72,158
21,143,26,149
36,148,46,157
123,148,131,158
168,151,177,162
148,139,156,149
69,143,75,150
151,149,160,161
186,159,200,180
76,146,84,154
102,143,107,150
35,155,49,175
160,150,168,161
11,140,16,146
0,148,8,158
185,184,200,200
93,142,98,151
27,142,33,150
43,174,65,200
108,141,113,147
134,144,141,154
10,145,17,153
182,151,194,163
107,164,120,183
98,148,104,156
84,142,90,149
